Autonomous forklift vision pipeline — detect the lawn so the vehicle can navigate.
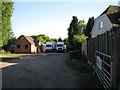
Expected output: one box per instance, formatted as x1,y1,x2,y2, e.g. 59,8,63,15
0,54,23,62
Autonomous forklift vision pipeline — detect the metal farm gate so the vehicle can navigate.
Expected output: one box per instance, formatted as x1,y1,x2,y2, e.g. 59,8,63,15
95,51,112,89
87,27,120,89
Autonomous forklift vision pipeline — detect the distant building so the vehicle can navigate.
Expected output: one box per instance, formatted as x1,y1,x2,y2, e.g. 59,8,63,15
91,5,120,38
14,35,41,53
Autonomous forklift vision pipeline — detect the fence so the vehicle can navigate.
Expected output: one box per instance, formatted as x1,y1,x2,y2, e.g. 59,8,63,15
82,38,89,57
86,27,120,89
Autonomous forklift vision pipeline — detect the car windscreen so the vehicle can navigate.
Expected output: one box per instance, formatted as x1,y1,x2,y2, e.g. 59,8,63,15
46,45,51,47
57,44,63,47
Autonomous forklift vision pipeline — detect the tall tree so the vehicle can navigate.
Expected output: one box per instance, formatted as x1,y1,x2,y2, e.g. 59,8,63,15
84,17,94,38
50,38,58,42
68,16,79,46
58,37,62,41
0,1,14,47
78,20,86,33
3,33,16,52
68,16,87,50
0,1,2,48
31,34,59,43
38,34,50,41
63,38,70,50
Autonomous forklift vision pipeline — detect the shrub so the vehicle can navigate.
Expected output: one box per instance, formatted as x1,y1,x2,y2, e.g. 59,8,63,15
69,50,82,60
1,51,11,54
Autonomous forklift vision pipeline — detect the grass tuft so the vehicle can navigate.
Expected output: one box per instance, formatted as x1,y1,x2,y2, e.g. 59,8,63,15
66,56,103,88
66,58,93,74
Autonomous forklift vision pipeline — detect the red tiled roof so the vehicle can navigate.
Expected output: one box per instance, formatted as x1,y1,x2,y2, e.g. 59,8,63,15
17,35,40,45
22,35,35,44
100,5,120,16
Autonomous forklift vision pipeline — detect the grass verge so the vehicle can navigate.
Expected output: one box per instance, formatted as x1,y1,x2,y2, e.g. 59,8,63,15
66,56,103,88
66,58,93,74
0,54,23,62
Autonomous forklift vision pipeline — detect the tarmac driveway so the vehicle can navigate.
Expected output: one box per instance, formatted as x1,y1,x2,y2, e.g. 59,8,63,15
2,53,77,88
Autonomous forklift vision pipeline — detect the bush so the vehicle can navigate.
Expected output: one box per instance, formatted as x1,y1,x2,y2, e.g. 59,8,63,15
69,50,82,60
1,51,11,54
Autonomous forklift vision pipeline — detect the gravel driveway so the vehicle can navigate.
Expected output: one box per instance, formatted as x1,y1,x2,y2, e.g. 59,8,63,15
2,53,78,88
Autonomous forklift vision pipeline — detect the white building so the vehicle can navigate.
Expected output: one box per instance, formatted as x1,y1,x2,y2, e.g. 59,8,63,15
91,5,120,38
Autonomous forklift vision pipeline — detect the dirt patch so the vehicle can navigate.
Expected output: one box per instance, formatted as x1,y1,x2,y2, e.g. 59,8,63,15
2,53,78,88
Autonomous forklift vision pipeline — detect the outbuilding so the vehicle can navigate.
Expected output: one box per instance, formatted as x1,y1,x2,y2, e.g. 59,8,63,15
14,35,41,53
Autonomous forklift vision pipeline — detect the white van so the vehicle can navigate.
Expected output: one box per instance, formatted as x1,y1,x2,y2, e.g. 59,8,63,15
56,41,65,52
45,41,56,52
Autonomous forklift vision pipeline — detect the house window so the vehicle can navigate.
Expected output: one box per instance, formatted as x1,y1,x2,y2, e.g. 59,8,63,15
99,21,103,29
17,45,20,48
25,45,28,48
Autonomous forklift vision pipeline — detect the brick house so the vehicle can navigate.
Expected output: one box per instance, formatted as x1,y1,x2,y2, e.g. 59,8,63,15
14,35,41,53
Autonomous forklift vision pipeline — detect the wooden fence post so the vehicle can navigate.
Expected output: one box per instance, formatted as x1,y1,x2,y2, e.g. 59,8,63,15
111,30,117,88
87,27,120,89
116,28,120,89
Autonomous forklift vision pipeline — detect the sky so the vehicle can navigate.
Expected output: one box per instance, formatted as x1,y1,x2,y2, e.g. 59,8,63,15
11,0,119,39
